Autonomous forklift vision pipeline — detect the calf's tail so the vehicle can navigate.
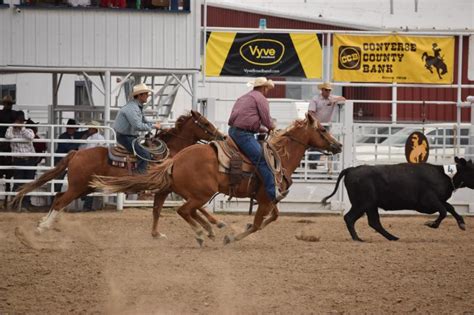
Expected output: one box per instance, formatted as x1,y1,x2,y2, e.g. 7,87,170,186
321,167,353,205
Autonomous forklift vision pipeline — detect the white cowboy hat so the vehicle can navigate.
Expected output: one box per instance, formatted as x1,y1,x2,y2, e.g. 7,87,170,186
247,77,275,89
132,83,153,97
318,82,332,90
88,120,101,127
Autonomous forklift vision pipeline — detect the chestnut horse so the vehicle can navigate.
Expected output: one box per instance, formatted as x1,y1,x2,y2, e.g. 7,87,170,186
92,113,343,246
11,110,225,233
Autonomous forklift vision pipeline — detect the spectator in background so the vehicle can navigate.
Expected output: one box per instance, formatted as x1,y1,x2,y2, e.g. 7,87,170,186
307,82,346,170
80,121,105,211
68,0,91,7
100,0,125,8
55,119,88,163
0,95,17,144
0,95,17,155
80,120,105,150
54,119,88,192
0,95,17,200
26,118,47,166
5,111,36,211
308,82,346,123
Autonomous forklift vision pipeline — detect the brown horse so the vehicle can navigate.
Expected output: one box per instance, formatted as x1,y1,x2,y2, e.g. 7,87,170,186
92,113,343,246
11,110,226,234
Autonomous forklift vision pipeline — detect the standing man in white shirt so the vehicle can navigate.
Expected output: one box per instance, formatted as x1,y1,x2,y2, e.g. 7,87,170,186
307,82,345,170
5,111,36,210
308,82,346,123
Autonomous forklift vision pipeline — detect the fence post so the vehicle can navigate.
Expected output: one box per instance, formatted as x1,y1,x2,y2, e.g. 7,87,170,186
334,100,354,213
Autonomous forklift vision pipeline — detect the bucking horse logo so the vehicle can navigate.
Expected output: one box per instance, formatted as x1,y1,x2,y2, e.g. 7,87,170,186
422,43,448,79
405,132,429,164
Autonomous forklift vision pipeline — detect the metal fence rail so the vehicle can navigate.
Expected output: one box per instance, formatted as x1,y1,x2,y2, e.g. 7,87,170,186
0,123,116,200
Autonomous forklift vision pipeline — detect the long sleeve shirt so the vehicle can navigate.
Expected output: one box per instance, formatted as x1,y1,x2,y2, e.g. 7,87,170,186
5,126,35,154
80,132,106,150
55,130,88,154
113,99,153,136
228,90,273,132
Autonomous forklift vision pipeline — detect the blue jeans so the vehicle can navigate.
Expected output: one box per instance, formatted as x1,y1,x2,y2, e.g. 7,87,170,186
116,133,152,173
228,127,276,202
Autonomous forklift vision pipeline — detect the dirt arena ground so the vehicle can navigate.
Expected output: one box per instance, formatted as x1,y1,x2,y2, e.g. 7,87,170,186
1,208,473,314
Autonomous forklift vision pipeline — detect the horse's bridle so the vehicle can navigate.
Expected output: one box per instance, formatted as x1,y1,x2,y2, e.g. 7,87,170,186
284,124,338,156
193,115,224,141
153,115,223,143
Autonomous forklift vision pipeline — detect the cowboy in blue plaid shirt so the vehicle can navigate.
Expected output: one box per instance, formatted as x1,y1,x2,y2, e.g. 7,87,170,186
113,83,161,173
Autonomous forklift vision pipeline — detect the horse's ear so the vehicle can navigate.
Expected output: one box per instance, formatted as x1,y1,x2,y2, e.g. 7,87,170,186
306,112,316,125
190,110,200,117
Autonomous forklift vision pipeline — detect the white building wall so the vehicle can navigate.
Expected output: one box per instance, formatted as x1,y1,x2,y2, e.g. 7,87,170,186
0,4,200,70
0,9,10,66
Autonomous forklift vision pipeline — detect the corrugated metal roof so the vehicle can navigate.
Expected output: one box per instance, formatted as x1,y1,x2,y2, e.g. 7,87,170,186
204,2,371,30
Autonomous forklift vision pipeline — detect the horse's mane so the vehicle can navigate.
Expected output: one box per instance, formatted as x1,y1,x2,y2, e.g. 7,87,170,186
269,119,308,159
157,112,193,142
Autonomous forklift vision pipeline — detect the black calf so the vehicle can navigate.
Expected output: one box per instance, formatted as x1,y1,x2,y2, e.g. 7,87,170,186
322,157,474,241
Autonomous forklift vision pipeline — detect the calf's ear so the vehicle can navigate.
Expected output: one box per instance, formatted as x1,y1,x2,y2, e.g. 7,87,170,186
455,156,467,166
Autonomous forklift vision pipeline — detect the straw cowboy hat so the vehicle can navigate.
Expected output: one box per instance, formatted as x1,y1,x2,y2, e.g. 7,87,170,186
132,83,153,97
2,95,15,105
247,77,275,89
318,82,332,90
88,120,101,127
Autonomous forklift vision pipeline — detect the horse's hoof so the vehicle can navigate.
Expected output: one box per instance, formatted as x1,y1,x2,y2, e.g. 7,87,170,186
223,234,234,245
388,236,399,241
424,221,439,229
458,223,466,231
245,223,253,231
196,237,204,247
152,232,167,239
36,226,46,233
207,233,216,241
216,221,227,229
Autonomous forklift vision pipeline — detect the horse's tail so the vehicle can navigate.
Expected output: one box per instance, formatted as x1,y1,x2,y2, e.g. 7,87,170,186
321,167,353,205
421,52,427,60
91,159,174,194
10,151,77,209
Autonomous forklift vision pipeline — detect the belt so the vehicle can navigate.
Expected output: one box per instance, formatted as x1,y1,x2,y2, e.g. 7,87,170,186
117,133,136,137
233,127,257,134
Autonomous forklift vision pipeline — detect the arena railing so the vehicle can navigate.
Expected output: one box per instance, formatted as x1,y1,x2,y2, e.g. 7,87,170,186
0,123,116,204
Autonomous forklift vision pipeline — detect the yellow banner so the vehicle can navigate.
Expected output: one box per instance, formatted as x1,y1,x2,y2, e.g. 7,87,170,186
205,32,323,78
333,35,454,84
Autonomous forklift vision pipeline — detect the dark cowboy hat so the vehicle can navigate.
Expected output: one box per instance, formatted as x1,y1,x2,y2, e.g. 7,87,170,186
14,110,26,122
2,95,15,105
66,118,77,126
